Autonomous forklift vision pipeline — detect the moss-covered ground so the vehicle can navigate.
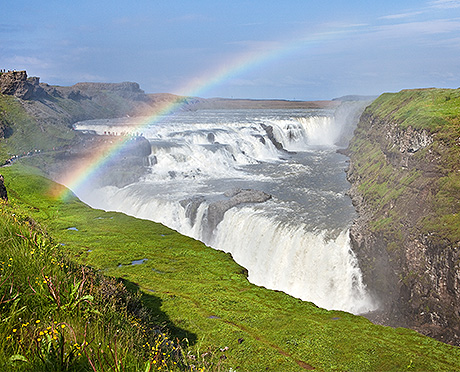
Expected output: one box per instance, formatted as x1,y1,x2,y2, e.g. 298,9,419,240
1,164,460,371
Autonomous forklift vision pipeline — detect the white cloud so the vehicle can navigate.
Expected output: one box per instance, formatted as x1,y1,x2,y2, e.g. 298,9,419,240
379,1,460,21
373,18,460,39
379,11,424,20
429,0,460,9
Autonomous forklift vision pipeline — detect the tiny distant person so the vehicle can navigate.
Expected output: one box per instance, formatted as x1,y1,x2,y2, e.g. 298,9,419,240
0,174,8,202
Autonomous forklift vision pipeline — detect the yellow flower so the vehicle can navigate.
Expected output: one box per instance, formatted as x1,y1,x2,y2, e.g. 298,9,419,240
35,320,40,324
12,329,17,333
61,324,66,328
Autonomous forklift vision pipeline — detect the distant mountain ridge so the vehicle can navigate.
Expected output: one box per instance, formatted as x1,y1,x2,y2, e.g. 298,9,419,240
0,70,339,113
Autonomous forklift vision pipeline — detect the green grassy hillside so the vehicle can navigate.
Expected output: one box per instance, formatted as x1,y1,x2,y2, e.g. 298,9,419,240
0,95,75,162
1,164,460,371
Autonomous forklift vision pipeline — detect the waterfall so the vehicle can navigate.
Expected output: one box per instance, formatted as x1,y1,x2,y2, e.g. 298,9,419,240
73,107,376,315
211,207,373,314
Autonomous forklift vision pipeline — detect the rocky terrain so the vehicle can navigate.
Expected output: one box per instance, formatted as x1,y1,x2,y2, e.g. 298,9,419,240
346,88,460,345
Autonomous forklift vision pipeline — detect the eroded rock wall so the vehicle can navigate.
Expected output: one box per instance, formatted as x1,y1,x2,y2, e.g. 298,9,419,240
0,71,46,100
347,90,460,345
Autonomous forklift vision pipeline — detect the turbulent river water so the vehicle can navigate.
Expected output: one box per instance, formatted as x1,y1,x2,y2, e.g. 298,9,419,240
73,103,376,314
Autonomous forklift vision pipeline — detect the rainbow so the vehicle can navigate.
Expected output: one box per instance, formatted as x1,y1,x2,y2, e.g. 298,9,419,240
56,26,352,199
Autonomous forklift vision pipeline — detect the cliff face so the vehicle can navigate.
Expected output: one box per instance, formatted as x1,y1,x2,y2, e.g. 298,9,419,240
0,71,46,100
347,88,460,345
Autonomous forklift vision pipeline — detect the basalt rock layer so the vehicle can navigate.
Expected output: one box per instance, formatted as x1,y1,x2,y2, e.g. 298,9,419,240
0,71,46,100
346,88,460,345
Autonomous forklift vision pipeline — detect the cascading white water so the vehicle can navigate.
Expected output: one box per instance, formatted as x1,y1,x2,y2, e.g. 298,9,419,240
72,106,376,314
268,116,338,150
211,207,371,314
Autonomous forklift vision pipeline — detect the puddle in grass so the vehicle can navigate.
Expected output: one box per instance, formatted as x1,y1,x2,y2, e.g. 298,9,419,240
118,259,148,268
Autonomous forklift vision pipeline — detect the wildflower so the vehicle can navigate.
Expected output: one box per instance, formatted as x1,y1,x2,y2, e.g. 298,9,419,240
12,329,17,333
35,320,40,324
61,324,65,328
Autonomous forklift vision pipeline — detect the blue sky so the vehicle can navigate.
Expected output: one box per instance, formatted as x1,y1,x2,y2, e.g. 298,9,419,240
2,0,460,100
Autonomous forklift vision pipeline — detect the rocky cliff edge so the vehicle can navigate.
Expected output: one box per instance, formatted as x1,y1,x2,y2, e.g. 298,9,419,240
346,88,460,345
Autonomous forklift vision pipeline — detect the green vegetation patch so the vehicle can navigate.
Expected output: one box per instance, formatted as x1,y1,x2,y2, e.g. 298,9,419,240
0,95,75,162
367,88,460,132
1,164,460,371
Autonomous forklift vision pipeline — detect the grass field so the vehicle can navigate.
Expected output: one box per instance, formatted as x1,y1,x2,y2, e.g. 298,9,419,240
0,163,460,371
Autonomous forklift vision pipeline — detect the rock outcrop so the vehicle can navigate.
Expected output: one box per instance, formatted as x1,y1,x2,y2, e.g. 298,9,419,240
206,189,272,233
0,71,46,100
346,88,460,345
180,189,272,242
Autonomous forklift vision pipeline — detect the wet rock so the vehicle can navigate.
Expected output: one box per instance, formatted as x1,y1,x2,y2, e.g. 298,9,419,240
207,132,215,143
260,124,284,150
204,189,271,240
180,196,206,226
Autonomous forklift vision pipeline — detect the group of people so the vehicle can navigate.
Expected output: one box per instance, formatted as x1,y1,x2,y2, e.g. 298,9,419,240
2,149,41,166
0,69,16,73
103,131,144,137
